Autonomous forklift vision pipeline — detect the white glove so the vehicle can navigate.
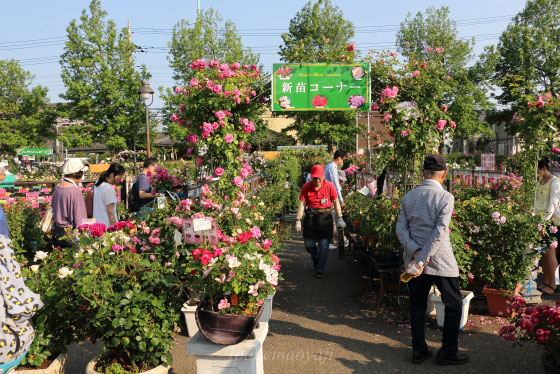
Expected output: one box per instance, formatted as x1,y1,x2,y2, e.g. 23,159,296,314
295,220,302,232
337,218,346,229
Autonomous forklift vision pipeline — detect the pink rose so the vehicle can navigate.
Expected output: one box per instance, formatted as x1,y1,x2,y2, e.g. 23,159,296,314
449,121,456,129
233,176,243,187
240,168,250,178
436,119,446,131
225,134,234,143
412,70,420,77
215,167,225,176
196,157,203,166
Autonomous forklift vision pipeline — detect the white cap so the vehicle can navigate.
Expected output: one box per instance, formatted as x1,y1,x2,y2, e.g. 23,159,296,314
62,159,88,175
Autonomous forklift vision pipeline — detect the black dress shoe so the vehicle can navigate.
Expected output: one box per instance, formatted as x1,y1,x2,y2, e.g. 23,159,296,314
435,351,469,365
412,350,433,364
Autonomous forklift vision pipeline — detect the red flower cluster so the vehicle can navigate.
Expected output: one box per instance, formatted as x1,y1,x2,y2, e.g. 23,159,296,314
77,222,107,237
499,296,560,352
191,247,215,265
107,221,135,232
237,231,254,244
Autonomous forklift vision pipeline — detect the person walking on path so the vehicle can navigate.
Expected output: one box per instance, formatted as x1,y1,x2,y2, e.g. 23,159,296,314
52,159,88,246
93,163,126,228
325,150,346,250
295,164,345,278
534,157,560,295
396,154,468,366
130,157,158,218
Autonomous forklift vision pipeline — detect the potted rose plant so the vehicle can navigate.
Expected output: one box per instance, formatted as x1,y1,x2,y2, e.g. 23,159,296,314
66,222,184,374
454,194,543,316
499,296,560,373
185,225,281,345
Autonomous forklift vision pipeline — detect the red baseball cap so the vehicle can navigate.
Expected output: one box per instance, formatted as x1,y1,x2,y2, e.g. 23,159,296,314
310,164,324,178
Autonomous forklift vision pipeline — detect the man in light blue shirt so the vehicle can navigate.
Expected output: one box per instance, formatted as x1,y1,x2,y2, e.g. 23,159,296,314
324,150,346,208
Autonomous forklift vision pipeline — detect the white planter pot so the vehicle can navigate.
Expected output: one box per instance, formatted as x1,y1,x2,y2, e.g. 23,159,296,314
17,353,67,374
430,290,474,330
86,359,169,374
181,302,199,337
260,292,275,323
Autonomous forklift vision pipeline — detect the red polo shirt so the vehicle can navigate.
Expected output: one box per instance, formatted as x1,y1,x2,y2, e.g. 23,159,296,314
299,180,338,208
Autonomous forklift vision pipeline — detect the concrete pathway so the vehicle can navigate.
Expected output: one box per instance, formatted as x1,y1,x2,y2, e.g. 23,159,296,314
65,220,545,373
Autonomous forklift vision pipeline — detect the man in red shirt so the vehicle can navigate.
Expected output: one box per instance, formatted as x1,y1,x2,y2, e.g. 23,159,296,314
295,164,346,278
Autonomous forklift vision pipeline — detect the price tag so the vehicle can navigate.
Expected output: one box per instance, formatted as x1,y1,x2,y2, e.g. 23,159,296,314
193,218,212,232
174,230,182,245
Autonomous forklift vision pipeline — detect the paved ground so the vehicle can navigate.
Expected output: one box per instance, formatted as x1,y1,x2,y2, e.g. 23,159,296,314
64,219,552,373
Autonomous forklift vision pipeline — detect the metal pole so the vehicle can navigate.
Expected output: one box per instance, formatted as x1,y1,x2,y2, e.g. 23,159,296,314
145,105,151,157
355,112,359,154
366,111,371,172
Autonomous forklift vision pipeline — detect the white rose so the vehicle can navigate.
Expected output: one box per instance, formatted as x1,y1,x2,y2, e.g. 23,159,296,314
33,251,49,262
30,265,40,273
58,267,74,279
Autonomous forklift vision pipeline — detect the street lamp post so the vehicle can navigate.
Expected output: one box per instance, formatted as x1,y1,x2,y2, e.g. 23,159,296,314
138,80,154,157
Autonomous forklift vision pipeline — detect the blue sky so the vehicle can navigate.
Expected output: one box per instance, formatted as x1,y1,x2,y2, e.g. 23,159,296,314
1,0,527,110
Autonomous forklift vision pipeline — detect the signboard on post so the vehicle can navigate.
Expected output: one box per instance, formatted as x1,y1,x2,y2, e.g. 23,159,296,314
272,63,370,111
481,154,496,171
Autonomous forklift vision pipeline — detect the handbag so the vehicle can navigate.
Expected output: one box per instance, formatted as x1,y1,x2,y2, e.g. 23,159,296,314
39,207,55,235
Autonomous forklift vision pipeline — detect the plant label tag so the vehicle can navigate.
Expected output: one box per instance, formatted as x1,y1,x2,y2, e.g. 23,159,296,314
231,294,238,305
157,195,165,209
183,218,218,244
174,230,182,245
193,218,212,232
360,186,370,196
285,181,290,189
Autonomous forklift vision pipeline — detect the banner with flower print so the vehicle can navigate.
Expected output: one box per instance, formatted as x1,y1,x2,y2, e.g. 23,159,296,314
272,63,370,111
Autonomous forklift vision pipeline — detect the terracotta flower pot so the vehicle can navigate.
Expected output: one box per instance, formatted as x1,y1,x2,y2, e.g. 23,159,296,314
16,353,67,374
85,358,169,374
195,301,263,345
482,284,522,317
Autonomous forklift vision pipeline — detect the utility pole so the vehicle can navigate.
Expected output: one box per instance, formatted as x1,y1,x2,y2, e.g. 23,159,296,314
197,0,201,15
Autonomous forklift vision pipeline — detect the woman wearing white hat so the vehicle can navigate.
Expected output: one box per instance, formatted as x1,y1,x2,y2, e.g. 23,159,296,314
52,159,88,246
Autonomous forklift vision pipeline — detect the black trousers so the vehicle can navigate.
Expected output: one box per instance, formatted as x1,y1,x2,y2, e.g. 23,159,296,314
408,273,462,355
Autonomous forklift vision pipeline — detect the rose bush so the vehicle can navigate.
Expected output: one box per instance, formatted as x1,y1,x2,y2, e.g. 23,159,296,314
453,194,544,290
499,296,560,366
168,59,267,194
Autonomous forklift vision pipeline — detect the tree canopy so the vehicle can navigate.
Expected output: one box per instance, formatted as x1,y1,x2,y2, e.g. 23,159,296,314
495,0,560,104
396,6,494,140
168,8,260,84
59,0,149,152
0,60,55,155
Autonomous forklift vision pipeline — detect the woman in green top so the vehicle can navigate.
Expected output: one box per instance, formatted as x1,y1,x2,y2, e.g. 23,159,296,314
535,158,560,295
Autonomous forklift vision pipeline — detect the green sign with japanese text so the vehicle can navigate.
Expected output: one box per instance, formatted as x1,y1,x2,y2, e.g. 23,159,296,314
17,148,53,156
272,63,370,111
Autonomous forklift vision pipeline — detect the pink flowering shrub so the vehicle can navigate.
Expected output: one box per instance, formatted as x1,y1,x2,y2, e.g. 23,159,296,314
453,195,544,290
186,229,281,315
366,48,455,188
148,165,181,192
170,58,266,193
499,296,560,365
